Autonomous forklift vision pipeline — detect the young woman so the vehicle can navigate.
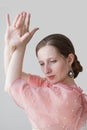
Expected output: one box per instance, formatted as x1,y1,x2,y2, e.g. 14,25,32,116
4,12,87,130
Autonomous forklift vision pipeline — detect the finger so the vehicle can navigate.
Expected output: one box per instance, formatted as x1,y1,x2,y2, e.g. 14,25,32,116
21,32,30,42
21,28,39,43
30,28,39,38
21,25,26,35
14,14,23,28
22,12,27,23
15,12,26,28
20,12,27,28
26,13,31,31
6,14,11,26
12,14,20,27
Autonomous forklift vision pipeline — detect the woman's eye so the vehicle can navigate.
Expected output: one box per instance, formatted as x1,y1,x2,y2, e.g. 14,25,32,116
40,63,44,66
50,60,57,63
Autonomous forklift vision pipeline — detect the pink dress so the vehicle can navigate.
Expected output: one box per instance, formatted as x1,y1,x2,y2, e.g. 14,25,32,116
8,74,87,130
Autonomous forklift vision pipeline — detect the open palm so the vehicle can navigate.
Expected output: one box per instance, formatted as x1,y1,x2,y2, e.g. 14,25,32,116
5,12,39,48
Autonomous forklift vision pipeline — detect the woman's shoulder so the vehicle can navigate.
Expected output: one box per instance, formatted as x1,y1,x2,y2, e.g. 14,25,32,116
27,73,47,87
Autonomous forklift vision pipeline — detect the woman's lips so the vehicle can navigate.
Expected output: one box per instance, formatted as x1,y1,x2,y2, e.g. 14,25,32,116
47,75,55,80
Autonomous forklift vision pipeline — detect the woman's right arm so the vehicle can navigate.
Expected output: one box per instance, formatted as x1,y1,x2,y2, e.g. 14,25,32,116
5,45,26,92
4,12,39,92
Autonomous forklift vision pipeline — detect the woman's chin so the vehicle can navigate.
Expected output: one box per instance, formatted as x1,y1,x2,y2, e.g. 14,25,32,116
47,79,59,84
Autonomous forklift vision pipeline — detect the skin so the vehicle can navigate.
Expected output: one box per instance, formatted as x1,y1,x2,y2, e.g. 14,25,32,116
37,45,75,85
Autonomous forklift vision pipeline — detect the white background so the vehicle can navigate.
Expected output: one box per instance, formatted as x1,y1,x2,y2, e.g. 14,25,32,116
0,0,87,130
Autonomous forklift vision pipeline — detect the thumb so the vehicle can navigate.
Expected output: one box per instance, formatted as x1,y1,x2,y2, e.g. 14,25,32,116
21,28,39,44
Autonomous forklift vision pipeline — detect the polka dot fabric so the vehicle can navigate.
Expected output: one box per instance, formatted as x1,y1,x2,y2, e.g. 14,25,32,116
9,74,87,130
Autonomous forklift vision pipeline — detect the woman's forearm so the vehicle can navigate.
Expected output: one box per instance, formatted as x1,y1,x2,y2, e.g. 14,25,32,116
4,46,16,75
5,46,26,92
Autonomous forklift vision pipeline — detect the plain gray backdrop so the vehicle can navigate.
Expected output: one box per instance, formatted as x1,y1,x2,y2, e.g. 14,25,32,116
0,0,87,130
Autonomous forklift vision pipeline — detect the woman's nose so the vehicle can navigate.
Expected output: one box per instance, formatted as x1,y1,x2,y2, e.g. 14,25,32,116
44,64,51,74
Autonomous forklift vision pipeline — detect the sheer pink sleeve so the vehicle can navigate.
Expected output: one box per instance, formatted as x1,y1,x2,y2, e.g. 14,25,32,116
28,74,46,87
9,78,29,108
8,75,87,130
8,74,45,109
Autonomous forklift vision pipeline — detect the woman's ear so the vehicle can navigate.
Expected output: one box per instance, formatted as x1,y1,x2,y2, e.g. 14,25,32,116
67,53,75,66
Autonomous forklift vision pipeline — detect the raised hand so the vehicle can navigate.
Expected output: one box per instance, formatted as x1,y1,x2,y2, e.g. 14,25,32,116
5,12,39,49
4,12,39,76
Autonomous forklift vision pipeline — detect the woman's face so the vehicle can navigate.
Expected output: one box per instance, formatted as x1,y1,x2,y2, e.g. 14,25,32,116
37,45,72,84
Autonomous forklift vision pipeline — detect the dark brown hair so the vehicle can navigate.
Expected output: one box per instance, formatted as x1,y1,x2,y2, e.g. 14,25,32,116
36,34,83,78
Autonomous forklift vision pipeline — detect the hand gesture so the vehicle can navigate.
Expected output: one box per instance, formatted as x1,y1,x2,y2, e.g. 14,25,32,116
5,12,39,49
